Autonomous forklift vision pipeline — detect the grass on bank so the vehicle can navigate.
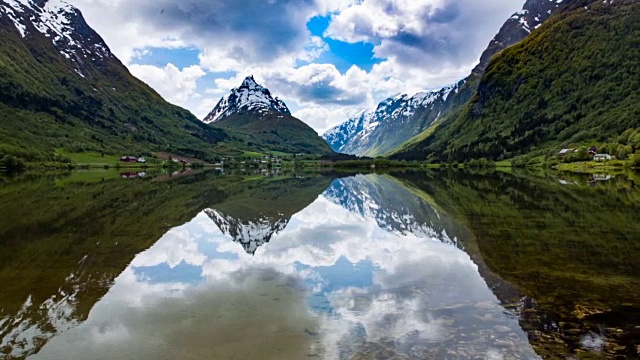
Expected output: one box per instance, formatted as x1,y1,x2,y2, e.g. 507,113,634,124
59,151,120,166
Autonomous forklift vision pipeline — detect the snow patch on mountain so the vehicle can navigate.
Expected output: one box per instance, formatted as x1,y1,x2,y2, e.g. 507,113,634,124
322,82,463,155
508,0,566,34
203,76,291,124
323,176,459,248
0,0,113,69
204,208,289,254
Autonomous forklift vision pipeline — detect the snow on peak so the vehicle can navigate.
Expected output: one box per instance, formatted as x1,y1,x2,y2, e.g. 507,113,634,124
323,176,458,247
0,0,113,67
202,76,291,124
322,81,463,154
204,209,288,254
241,75,259,89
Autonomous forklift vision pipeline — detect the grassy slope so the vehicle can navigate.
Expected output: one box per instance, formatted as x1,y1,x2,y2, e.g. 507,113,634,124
391,0,640,162
212,112,334,155
0,16,229,163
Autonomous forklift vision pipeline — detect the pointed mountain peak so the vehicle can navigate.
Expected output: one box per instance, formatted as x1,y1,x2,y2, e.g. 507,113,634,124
202,76,291,124
241,75,258,89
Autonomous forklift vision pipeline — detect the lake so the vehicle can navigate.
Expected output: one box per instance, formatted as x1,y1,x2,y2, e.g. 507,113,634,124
0,169,639,359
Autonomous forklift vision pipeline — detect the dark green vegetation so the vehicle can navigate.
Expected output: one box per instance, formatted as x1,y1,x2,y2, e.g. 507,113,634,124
396,169,640,358
206,173,334,254
0,15,232,164
391,0,640,163
211,112,334,156
213,175,333,218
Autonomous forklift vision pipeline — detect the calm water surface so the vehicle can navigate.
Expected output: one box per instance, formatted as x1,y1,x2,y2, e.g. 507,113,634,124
0,170,638,359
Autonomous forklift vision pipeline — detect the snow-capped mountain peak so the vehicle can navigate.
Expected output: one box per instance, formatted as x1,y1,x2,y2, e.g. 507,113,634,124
202,76,291,124
241,75,259,89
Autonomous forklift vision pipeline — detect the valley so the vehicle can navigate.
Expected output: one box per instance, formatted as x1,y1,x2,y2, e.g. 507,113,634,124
0,1,639,357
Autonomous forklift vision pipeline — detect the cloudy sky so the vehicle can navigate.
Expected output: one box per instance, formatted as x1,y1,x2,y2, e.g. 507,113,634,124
67,0,524,133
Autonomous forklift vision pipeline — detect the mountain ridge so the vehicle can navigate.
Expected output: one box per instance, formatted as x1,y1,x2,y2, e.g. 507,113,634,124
323,0,569,158
390,0,640,161
322,82,464,156
0,0,228,163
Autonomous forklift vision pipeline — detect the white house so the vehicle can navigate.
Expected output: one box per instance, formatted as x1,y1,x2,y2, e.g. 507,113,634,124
593,154,612,162
137,156,146,163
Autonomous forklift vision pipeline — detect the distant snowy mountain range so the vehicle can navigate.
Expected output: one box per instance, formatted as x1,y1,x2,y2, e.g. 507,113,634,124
323,82,464,157
203,75,290,124
323,0,568,157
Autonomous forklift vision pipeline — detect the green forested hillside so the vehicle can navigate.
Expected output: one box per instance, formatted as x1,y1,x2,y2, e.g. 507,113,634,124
212,112,334,155
0,14,232,164
391,0,640,162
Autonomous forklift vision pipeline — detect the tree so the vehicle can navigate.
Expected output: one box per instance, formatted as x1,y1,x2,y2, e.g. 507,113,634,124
2,155,26,171
616,145,630,160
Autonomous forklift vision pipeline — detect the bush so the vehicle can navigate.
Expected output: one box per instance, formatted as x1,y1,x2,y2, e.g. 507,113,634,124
1,155,27,171
616,145,633,160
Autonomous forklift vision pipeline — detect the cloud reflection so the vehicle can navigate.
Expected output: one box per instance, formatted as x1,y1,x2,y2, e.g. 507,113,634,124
32,175,539,359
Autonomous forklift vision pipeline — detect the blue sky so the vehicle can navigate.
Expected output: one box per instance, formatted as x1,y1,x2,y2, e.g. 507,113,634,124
306,15,384,73
69,0,524,133
131,17,383,75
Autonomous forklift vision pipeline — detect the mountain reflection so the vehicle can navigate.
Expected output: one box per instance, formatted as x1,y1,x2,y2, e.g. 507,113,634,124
23,173,538,360
3,170,638,359
325,174,460,247
203,176,332,254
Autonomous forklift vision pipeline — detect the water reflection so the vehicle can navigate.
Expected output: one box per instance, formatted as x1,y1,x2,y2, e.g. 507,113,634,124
21,173,538,359
1,170,638,359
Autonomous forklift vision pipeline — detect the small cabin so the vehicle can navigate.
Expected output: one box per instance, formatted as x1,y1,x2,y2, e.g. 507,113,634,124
120,156,137,163
137,157,146,163
593,154,612,162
